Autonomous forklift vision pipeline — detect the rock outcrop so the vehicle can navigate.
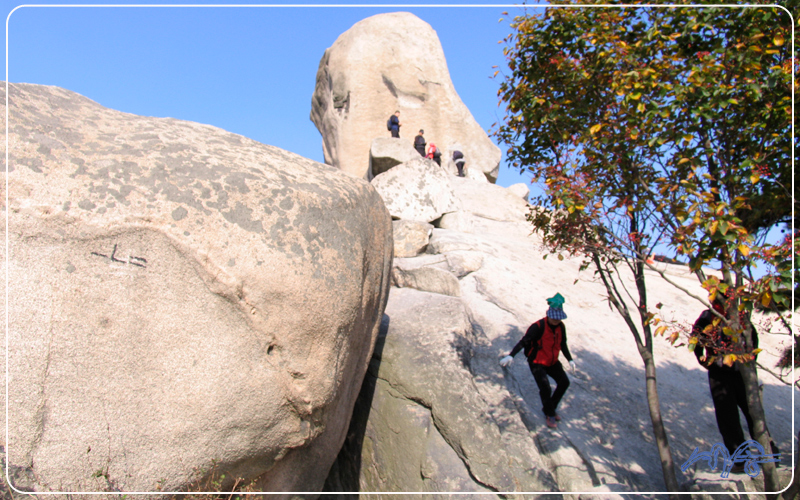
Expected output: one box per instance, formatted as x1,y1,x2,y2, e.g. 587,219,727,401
326,171,799,496
371,157,459,223
369,137,421,177
3,82,393,495
310,12,502,182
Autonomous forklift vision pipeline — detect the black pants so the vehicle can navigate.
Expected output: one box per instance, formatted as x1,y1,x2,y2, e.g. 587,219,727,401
529,361,570,417
391,129,399,138
707,368,779,456
456,163,465,177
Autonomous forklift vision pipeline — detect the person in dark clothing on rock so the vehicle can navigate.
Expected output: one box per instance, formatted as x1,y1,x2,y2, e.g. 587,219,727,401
692,298,779,472
500,293,575,429
414,130,426,156
388,111,401,138
452,150,465,177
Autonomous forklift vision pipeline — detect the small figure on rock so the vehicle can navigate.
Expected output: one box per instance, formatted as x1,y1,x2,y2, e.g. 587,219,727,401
452,150,465,177
414,129,426,156
426,143,442,166
387,111,401,138
500,293,575,429
692,295,780,473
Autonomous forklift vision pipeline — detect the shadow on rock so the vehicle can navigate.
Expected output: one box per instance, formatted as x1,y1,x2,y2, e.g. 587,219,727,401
322,314,390,496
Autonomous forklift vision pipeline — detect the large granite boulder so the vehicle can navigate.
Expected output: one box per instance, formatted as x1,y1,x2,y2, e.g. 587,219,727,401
370,137,421,177
310,12,502,182
3,83,393,495
371,157,459,223
448,176,529,222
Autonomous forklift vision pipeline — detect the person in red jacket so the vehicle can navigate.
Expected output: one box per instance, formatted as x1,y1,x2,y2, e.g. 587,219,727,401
500,293,575,429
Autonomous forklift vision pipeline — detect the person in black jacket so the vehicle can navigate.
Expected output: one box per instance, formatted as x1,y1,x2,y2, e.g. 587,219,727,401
500,293,575,429
414,130,426,156
692,299,779,470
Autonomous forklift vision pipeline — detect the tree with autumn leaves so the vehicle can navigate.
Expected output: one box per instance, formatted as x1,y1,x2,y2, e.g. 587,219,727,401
495,2,794,496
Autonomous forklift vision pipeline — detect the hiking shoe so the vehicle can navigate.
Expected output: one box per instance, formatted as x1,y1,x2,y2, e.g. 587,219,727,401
545,416,558,429
554,413,562,421
729,464,746,474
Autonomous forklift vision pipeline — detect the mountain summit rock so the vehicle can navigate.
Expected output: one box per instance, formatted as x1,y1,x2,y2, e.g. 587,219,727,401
310,12,501,182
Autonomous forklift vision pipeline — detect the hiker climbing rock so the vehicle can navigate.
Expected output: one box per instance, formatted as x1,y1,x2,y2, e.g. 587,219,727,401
426,143,441,166
500,293,575,429
452,150,465,177
414,129,426,156
387,111,401,138
692,296,780,472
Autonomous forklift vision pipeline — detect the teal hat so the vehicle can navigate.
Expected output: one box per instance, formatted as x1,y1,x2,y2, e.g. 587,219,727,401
546,293,567,320
546,293,565,308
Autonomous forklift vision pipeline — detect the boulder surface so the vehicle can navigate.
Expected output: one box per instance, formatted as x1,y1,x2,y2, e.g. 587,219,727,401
371,157,459,223
325,174,799,497
370,137,421,177
3,82,393,495
310,12,501,182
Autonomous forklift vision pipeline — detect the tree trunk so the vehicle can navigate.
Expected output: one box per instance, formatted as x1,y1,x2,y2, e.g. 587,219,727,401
740,361,782,496
592,253,680,498
639,347,682,500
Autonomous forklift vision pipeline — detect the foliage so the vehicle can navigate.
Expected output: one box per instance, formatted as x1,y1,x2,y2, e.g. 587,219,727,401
494,2,795,493
494,2,796,361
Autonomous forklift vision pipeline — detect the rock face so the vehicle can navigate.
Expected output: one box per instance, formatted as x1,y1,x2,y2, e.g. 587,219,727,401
392,219,432,258
370,137,421,177
310,12,502,182
3,83,393,495
506,182,530,201
371,157,459,223
325,172,799,495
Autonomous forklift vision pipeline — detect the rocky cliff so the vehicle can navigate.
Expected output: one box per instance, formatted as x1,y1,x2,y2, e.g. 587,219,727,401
2,82,392,495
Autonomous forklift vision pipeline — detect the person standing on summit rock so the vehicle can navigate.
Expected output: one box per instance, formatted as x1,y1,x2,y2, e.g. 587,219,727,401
414,129,426,156
388,111,401,138
500,293,575,429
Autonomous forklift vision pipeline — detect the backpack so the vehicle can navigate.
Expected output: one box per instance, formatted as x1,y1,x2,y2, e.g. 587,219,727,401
387,118,392,131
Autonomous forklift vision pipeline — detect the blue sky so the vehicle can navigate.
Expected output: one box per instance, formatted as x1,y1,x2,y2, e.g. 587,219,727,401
4,2,541,188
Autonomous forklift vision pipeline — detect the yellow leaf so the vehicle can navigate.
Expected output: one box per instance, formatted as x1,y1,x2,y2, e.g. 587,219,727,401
738,244,750,256
655,325,667,336
761,292,771,308
709,220,719,235
589,123,603,135
722,327,734,337
750,174,760,184
774,34,785,46
723,354,737,367
678,158,690,165
752,348,762,355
